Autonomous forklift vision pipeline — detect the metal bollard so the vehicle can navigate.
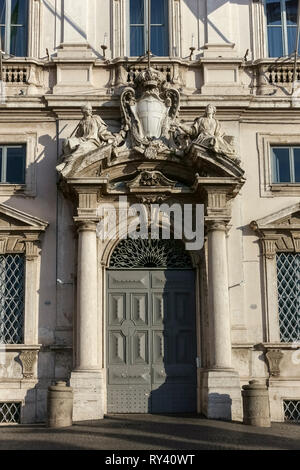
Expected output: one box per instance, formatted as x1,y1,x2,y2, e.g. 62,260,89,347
47,381,73,428
242,379,271,427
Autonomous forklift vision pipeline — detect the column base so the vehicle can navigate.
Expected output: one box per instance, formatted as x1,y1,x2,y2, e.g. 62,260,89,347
70,370,104,422
200,369,243,422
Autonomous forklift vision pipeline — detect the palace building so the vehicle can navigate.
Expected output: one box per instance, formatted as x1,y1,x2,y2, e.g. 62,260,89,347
0,0,299,424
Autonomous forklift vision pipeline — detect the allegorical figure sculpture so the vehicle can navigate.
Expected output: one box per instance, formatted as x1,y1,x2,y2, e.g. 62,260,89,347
179,104,237,159
57,103,115,176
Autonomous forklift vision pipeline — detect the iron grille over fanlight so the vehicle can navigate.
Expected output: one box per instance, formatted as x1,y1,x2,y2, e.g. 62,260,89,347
109,238,192,269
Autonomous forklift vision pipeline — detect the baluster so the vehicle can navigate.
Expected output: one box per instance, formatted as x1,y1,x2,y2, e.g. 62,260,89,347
267,67,272,84
7,67,12,83
166,67,171,82
284,67,288,83
279,67,283,83
19,68,24,83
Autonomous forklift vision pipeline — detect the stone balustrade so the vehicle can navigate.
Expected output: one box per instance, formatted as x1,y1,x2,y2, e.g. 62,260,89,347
253,59,300,95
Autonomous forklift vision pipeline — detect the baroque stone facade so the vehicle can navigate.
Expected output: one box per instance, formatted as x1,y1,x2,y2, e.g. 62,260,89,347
0,0,299,424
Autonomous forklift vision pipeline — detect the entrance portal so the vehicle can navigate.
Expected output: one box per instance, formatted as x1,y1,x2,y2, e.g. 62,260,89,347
106,239,197,413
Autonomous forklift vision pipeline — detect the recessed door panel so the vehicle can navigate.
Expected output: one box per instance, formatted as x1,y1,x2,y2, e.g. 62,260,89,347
108,331,126,365
131,293,148,326
108,293,126,325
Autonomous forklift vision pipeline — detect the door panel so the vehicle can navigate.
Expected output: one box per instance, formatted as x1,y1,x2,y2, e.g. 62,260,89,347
108,293,126,325
107,269,196,413
108,332,126,364
131,293,148,325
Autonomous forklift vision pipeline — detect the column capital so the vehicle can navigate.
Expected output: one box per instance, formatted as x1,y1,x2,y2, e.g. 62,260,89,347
261,238,277,260
75,219,97,233
206,219,230,232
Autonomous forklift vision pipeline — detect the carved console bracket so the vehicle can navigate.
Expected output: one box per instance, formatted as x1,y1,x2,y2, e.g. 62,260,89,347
265,349,284,377
19,350,38,380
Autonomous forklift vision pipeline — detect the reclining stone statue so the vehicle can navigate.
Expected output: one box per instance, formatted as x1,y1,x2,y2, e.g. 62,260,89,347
178,104,237,160
57,103,115,177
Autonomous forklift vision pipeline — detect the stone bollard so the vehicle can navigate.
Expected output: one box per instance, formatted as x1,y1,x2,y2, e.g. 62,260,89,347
47,381,73,428
242,380,271,427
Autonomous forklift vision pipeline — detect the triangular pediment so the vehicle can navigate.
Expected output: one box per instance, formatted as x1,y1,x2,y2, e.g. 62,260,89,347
251,203,300,230
0,204,48,231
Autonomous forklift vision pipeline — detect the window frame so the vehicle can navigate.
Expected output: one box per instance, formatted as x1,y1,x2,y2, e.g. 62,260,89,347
265,0,299,57
251,203,300,343
276,252,300,342
128,0,170,57
272,145,300,183
0,253,25,345
257,133,300,197
0,144,26,184
0,0,29,57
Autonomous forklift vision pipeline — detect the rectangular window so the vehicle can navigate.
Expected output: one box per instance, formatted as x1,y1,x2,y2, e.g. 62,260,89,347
276,252,300,342
272,146,300,183
284,400,300,422
0,0,28,56
266,0,300,57
0,145,25,184
130,0,169,57
0,254,25,344
0,402,21,423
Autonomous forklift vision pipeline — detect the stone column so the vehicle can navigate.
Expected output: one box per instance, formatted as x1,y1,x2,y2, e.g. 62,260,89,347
75,221,98,371
70,220,103,422
207,221,232,369
200,219,242,422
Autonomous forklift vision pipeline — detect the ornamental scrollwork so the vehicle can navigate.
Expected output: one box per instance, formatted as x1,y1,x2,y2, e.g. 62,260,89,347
109,237,192,269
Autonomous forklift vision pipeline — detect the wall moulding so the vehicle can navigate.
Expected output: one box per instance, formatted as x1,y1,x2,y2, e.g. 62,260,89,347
0,132,38,197
257,133,300,198
251,203,300,342
0,204,48,347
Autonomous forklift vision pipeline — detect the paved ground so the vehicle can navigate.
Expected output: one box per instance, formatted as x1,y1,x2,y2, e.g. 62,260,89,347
0,414,299,450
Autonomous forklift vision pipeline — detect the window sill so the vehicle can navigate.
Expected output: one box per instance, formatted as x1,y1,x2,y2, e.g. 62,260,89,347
261,342,300,350
0,344,41,352
0,184,29,196
270,184,300,195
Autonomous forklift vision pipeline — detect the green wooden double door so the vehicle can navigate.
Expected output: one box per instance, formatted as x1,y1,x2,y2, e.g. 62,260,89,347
107,269,197,413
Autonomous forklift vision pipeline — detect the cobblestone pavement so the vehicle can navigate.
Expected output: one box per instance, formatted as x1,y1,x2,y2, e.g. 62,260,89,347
0,414,299,450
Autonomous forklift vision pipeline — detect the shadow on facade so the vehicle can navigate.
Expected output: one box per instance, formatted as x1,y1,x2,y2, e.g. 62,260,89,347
143,269,197,414
4,130,74,424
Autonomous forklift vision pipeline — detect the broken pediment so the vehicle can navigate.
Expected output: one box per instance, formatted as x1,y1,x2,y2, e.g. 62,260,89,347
57,66,244,185
186,144,244,179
